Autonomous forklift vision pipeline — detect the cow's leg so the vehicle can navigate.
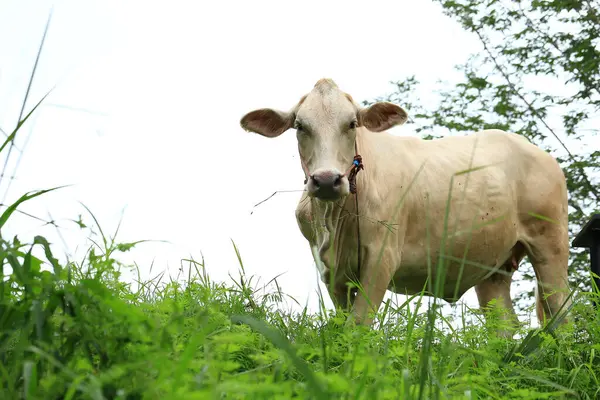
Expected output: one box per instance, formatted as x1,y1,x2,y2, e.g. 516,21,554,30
475,269,519,338
330,283,356,311
319,263,357,311
350,247,396,326
526,224,571,326
312,245,353,311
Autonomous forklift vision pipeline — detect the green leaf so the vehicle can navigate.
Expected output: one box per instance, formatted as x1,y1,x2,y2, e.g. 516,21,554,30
32,235,61,275
23,361,38,400
0,186,68,232
231,315,328,399
115,240,150,253
0,92,50,157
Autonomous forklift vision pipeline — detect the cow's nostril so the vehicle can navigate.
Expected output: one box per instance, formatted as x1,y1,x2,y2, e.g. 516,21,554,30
311,175,319,187
334,174,342,187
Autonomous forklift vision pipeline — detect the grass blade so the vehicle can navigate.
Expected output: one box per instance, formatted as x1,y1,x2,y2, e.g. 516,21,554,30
231,314,328,399
0,186,68,231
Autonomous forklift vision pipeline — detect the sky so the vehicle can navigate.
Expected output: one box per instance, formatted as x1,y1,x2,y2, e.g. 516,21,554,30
0,0,541,322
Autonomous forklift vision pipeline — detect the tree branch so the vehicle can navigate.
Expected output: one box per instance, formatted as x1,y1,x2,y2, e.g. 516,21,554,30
473,28,600,202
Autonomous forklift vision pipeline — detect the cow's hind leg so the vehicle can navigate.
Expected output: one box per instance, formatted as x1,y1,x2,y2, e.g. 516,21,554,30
475,266,519,338
525,222,571,326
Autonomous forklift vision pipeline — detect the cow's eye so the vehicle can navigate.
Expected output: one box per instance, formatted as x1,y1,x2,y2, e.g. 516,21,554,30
294,120,304,131
349,120,358,130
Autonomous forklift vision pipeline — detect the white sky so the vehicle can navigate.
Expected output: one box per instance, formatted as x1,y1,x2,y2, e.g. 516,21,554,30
1,0,544,322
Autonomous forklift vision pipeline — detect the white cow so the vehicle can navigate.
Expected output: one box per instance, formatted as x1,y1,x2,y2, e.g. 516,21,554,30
240,78,571,335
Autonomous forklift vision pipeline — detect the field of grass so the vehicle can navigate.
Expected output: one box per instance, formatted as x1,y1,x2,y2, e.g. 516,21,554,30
1,190,600,400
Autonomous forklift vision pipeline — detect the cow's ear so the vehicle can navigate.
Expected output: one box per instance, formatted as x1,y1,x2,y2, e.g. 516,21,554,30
358,102,408,132
240,108,293,138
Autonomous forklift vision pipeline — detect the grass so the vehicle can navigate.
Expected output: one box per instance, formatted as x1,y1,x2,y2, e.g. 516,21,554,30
1,199,600,399
2,19,600,399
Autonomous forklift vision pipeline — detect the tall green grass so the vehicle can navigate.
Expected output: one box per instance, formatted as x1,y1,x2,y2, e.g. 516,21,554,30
1,198,599,399
2,17,600,399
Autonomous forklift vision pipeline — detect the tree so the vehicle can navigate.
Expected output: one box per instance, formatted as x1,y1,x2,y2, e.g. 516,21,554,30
368,0,600,309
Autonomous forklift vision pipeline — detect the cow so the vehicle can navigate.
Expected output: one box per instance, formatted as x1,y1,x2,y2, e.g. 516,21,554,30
240,78,571,336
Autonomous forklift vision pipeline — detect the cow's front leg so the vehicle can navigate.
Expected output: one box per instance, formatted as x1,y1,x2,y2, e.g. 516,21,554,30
321,265,357,311
350,247,397,326
330,282,357,311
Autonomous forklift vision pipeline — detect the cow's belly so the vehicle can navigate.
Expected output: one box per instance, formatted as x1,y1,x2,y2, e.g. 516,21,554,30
386,166,520,300
389,258,496,301
390,221,518,301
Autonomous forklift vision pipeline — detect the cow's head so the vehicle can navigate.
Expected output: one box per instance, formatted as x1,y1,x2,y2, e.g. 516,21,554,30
240,79,408,201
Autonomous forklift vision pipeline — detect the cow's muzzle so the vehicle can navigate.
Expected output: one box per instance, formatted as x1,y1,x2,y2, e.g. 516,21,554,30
307,169,347,200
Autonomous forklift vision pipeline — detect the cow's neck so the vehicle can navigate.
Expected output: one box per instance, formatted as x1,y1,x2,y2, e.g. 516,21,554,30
310,196,355,273
310,130,371,274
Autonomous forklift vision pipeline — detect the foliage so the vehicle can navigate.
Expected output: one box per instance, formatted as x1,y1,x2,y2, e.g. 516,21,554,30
366,0,600,307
